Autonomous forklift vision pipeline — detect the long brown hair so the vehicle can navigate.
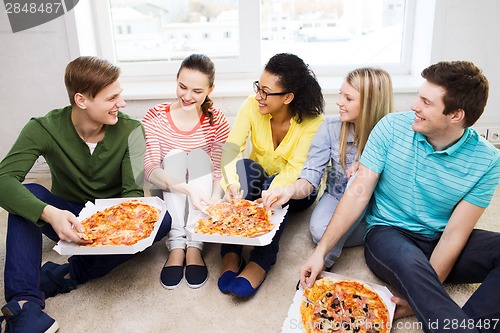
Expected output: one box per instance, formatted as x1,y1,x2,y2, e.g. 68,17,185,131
177,54,216,125
339,68,393,169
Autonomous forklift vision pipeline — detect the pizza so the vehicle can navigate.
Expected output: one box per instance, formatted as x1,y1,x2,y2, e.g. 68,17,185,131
300,278,390,333
202,201,234,220
194,199,274,237
77,200,161,246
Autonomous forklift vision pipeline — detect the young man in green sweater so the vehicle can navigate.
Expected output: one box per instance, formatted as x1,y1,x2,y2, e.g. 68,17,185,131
0,56,171,333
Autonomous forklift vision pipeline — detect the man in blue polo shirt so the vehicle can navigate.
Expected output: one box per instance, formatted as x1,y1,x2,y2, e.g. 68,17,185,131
298,61,500,333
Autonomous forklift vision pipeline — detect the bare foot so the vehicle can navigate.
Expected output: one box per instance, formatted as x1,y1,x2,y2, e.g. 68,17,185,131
186,247,205,266
392,296,414,319
164,248,185,267
219,252,241,277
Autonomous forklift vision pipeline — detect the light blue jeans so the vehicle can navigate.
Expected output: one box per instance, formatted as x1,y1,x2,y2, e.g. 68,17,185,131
309,191,366,267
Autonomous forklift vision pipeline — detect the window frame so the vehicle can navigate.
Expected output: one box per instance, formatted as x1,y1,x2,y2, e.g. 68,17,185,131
67,0,430,99
89,0,261,79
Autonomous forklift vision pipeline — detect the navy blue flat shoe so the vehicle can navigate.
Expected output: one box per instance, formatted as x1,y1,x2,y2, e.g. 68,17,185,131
160,265,184,290
185,264,208,289
226,276,265,298
217,270,238,293
217,258,246,293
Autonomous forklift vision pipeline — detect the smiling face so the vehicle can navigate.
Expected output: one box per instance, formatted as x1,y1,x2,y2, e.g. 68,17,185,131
336,80,361,123
176,68,213,112
254,70,291,116
83,80,126,126
411,80,452,136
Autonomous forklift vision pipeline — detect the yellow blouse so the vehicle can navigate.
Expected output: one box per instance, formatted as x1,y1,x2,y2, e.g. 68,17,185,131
221,96,324,190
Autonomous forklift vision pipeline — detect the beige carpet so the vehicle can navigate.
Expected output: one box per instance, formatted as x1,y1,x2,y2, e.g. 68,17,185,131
0,178,499,333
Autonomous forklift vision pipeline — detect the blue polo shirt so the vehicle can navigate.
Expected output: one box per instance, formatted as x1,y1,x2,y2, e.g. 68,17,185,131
360,111,500,236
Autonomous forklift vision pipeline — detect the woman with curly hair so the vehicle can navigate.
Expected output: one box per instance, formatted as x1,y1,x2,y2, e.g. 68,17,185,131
218,53,325,297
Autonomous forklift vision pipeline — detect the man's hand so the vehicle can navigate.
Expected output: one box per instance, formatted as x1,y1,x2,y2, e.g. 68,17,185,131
224,184,243,201
299,249,326,288
40,205,91,244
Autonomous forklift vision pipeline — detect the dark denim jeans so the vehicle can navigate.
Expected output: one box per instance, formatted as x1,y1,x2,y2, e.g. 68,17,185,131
365,226,500,333
220,159,317,271
4,183,171,308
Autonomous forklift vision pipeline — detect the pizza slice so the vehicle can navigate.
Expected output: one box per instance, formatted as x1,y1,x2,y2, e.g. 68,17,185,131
202,201,234,220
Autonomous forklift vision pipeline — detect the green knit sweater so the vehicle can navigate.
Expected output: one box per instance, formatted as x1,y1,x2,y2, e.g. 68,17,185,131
0,106,145,225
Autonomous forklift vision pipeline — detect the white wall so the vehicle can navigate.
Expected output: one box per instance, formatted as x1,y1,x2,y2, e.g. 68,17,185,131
429,0,500,129
0,8,71,158
1,0,499,160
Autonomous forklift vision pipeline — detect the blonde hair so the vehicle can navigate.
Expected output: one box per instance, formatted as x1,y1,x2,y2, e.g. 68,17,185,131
339,68,393,169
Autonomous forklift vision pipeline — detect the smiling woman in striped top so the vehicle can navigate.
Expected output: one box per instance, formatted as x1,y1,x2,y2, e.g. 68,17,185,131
142,54,230,290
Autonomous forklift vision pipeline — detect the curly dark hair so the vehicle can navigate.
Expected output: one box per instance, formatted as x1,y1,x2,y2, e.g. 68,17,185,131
264,53,324,123
421,61,489,127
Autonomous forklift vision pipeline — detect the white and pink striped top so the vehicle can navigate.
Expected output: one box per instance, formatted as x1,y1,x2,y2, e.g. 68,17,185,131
142,103,230,182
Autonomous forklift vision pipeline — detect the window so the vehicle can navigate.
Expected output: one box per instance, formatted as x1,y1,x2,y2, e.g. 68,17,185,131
85,0,257,78
260,0,413,75
73,0,418,89
108,0,240,63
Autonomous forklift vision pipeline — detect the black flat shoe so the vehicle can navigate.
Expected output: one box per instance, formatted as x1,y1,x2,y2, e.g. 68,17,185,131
160,265,184,290
185,264,208,289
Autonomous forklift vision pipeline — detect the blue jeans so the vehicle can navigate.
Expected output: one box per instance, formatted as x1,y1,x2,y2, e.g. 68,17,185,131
220,159,316,271
364,226,500,333
4,183,171,308
309,192,366,267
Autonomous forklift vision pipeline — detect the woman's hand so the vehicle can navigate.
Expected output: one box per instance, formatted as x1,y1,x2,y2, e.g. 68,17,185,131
346,161,360,180
187,188,213,211
261,187,293,210
224,184,243,201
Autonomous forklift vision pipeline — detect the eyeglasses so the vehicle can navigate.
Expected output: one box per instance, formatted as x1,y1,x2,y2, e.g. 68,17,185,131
253,81,289,100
